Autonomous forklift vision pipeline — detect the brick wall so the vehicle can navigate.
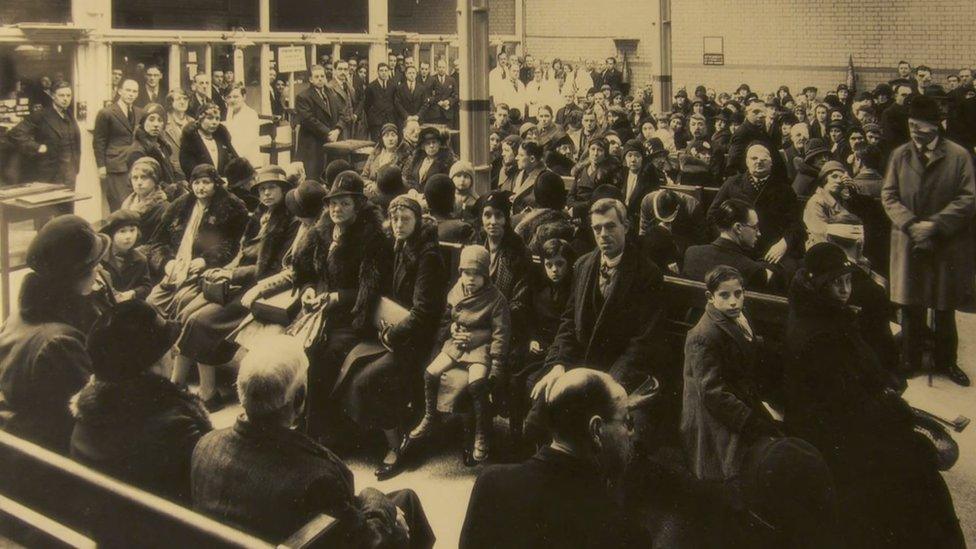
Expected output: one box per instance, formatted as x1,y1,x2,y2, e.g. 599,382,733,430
389,0,516,36
523,0,658,87
671,0,976,97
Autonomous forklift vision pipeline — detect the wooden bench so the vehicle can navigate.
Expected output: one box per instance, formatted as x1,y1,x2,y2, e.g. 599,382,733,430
258,115,292,166
0,431,340,548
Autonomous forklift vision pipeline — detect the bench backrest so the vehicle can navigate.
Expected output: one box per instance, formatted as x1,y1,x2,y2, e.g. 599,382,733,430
0,431,338,548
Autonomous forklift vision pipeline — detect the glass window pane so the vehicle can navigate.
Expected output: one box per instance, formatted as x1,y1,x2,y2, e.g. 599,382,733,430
0,0,70,24
113,0,259,31
271,0,367,33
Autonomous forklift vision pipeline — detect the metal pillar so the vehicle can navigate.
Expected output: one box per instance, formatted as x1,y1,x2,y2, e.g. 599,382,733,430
651,0,673,113
458,0,491,195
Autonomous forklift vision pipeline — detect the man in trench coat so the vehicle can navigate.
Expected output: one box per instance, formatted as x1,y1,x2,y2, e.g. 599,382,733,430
882,95,976,386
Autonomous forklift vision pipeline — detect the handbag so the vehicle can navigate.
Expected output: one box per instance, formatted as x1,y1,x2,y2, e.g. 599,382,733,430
202,278,235,305
252,289,301,326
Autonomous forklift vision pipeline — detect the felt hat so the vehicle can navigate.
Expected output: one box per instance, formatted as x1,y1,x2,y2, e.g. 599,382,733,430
325,170,366,200
534,170,567,209
417,126,443,147
285,179,328,219
817,160,847,183
449,160,475,180
27,215,110,279
138,102,167,126
424,174,456,216
645,137,668,157
458,245,490,277
225,157,256,187
321,159,352,187
519,122,538,139
98,209,141,237
621,139,645,159
189,163,224,186
249,164,292,193
908,95,941,124
803,242,857,290
803,138,830,163
86,300,180,382
377,165,407,195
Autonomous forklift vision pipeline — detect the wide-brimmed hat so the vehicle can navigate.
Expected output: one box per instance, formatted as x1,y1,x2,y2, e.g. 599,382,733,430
803,138,830,163
909,95,942,125
803,242,857,290
249,164,292,194
326,170,366,200
27,215,110,279
87,300,180,382
286,179,328,219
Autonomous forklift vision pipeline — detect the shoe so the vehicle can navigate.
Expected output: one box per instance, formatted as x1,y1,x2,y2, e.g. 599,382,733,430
374,451,403,481
943,365,971,387
202,393,225,412
408,414,438,440
472,430,489,463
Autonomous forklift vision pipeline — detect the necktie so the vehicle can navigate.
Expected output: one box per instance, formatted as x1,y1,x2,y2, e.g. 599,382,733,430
599,262,614,297
127,106,134,128
409,82,414,93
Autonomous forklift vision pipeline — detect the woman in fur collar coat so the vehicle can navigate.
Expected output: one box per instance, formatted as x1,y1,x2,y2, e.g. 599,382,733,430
291,171,393,441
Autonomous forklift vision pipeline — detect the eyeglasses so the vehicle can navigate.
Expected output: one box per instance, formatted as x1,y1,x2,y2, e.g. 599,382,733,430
739,222,760,232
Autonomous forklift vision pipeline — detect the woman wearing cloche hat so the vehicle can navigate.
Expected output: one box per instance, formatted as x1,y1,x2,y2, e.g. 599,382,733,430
784,242,964,548
0,214,110,453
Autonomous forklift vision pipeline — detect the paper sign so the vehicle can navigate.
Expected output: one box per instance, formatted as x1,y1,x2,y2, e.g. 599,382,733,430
278,46,307,74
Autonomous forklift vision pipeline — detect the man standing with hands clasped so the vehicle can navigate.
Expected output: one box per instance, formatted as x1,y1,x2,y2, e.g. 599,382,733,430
294,65,341,181
882,95,976,386
93,77,141,211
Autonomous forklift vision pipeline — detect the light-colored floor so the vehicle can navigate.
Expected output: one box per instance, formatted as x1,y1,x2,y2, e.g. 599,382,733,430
3,224,976,547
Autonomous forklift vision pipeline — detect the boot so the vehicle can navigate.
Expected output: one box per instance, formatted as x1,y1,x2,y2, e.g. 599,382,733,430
469,379,490,463
408,372,441,440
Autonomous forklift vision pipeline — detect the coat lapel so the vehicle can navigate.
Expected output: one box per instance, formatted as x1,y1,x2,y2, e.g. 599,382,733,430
707,305,753,359
41,109,67,139
588,247,635,350
111,103,132,132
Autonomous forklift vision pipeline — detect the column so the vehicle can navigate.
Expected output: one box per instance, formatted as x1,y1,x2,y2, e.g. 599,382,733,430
650,0,672,112
260,44,272,115
168,45,181,94
458,0,491,195
367,0,388,76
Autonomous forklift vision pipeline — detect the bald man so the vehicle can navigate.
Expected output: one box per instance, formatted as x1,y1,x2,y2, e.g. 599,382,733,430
461,369,640,548
708,142,803,270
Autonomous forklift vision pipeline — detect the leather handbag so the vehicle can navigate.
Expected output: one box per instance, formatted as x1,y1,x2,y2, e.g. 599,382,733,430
251,289,301,326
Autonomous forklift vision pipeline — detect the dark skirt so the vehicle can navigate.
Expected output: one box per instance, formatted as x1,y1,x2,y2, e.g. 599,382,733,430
336,350,404,431
177,291,250,365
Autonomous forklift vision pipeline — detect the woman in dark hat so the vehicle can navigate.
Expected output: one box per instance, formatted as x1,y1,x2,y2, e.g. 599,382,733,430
514,170,572,254
493,134,521,191
402,126,453,191
783,242,963,548
146,163,249,321
119,156,170,247
93,209,153,313
124,102,187,200
172,165,300,410
179,102,239,176
569,137,620,213
791,137,832,197
337,195,447,479
0,215,109,453
368,164,409,214
362,123,411,183
425,173,474,244
290,170,393,442
543,132,575,177
70,300,212,503
319,158,352,188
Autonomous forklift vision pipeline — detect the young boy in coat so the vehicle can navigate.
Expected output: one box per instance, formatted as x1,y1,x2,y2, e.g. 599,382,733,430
93,209,153,312
406,245,511,463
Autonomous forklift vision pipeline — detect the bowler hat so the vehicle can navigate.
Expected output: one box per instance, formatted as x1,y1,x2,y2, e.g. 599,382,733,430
326,170,366,200
27,215,110,279
826,119,847,133
908,95,942,124
286,179,328,219
99,209,141,237
249,164,292,193
645,137,668,157
87,300,180,382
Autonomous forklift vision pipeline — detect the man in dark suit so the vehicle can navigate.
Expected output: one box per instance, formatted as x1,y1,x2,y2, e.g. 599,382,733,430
601,57,624,92
191,340,435,547
364,63,397,141
421,58,458,128
724,99,784,178
617,140,660,229
328,60,361,140
394,65,428,125
417,62,432,90
5,80,81,189
533,198,666,398
461,368,639,548
187,72,213,119
294,65,341,181
134,65,164,108
709,143,804,275
683,198,776,291
881,82,913,152
93,77,141,211
503,141,546,214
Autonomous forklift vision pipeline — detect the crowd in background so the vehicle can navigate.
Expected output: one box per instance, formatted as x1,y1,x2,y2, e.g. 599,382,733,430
0,49,974,547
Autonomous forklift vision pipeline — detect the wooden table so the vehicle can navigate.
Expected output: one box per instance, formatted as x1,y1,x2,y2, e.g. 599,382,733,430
0,192,91,320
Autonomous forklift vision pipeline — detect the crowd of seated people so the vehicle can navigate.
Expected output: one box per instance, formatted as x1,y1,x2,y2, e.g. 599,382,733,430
0,55,974,548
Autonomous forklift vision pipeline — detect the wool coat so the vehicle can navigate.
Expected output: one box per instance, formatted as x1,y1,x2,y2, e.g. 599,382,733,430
4,105,81,186
70,374,212,503
438,281,511,371
294,84,341,180
178,121,239,176
882,138,976,311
